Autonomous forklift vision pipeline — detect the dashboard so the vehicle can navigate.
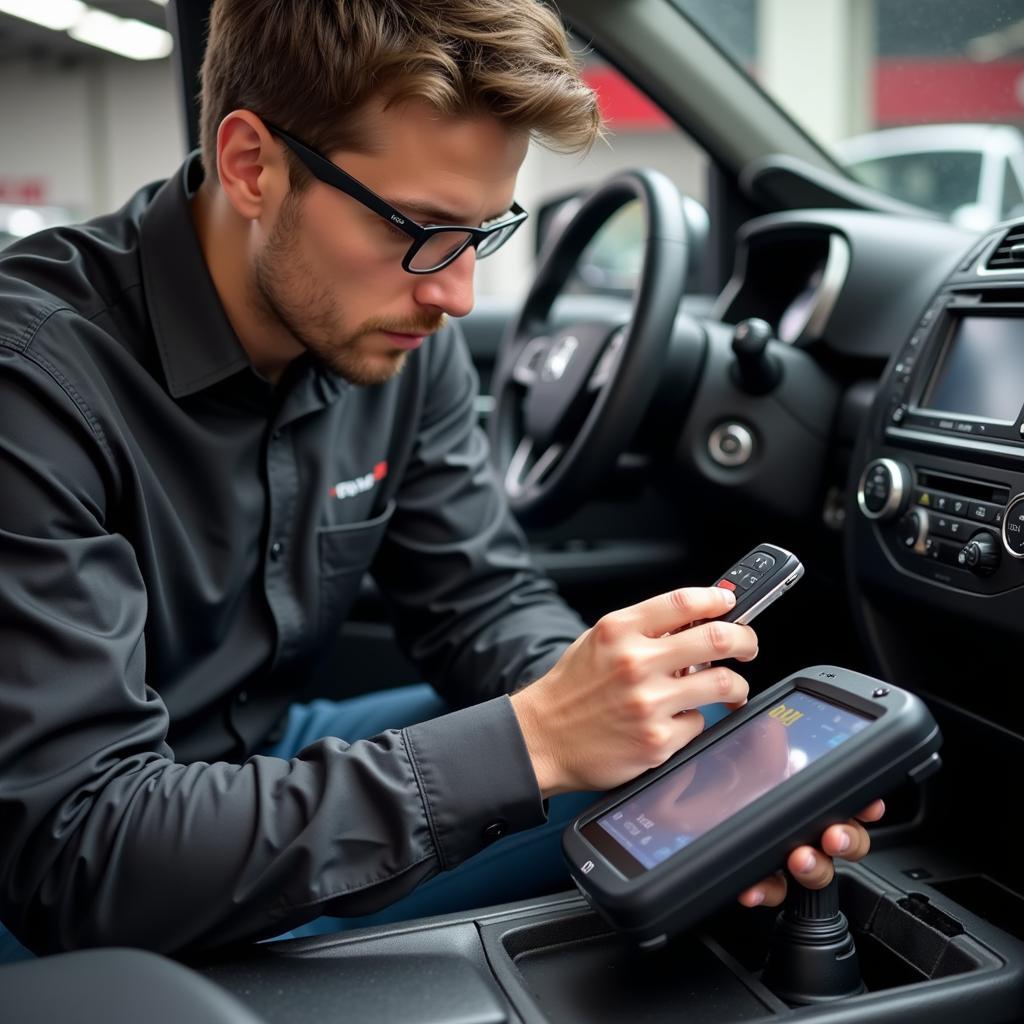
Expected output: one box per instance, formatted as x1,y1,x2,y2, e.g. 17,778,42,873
685,207,1024,727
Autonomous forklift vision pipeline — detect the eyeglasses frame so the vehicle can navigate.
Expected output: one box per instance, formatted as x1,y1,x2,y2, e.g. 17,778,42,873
264,122,528,274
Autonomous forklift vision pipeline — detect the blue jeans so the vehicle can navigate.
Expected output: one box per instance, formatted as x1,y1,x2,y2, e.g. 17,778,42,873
0,688,729,959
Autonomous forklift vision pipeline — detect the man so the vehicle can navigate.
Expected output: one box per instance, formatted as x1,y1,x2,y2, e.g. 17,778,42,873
0,0,881,959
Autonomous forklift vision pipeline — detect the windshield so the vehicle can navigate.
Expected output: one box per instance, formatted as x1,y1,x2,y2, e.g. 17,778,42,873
670,0,1024,229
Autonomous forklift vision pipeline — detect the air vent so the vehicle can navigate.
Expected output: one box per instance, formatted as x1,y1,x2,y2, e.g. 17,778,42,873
985,223,1024,271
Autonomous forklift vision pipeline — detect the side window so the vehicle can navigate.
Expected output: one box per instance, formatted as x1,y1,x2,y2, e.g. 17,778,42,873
474,50,708,301
1001,162,1024,220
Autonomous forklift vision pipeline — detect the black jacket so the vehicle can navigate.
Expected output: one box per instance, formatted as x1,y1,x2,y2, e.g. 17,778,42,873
0,155,584,954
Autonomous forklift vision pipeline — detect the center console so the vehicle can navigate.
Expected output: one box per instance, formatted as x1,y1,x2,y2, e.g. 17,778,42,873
854,227,1024,599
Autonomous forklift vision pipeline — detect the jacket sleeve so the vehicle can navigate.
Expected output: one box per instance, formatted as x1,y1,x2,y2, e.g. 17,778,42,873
0,343,546,956
372,322,587,704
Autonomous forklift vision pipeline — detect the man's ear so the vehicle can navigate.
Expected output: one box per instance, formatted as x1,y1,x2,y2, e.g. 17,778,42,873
215,111,287,220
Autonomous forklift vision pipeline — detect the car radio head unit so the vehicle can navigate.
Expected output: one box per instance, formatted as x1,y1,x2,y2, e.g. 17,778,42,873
886,290,1024,447
562,666,942,947
920,314,1024,427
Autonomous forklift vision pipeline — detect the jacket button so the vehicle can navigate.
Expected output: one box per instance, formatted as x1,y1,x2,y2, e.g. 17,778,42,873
482,821,506,843
269,541,284,560
236,690,249,704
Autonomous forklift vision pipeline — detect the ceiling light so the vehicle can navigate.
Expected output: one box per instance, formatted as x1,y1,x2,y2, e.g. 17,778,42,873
0,0,86,31
68,9,173,60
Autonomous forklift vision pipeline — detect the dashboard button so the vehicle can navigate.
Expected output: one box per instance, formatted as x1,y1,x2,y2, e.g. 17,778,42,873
708,422,754,467
929,515,966,540
968,502,995,523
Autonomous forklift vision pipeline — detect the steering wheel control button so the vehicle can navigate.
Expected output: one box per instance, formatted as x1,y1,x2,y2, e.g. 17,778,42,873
708,422,754,467
857,459,910,521
1001,494,1024,558
482,821,507,843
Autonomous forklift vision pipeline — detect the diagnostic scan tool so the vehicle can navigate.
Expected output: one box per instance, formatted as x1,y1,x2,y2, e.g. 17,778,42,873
563,666,942,946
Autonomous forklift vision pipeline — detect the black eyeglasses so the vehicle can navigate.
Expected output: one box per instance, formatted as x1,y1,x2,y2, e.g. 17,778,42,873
265,123,528,274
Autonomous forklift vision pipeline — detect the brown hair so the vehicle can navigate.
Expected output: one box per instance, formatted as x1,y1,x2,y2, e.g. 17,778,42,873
199,0,602,185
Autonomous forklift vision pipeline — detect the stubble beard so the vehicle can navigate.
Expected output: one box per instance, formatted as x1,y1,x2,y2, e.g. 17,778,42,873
251,193,444,386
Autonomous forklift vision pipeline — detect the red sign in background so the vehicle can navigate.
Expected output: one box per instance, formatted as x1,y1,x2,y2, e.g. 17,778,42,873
0,179,47,204
584,61,1024,131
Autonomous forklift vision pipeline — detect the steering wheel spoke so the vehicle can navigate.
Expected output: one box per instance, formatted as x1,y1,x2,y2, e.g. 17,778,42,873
488,169,689,525
587,325,628,392
504,437,566,499
511,336,551,386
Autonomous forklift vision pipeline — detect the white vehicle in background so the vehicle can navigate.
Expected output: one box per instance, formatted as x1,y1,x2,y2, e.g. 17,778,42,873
833,123,1024,231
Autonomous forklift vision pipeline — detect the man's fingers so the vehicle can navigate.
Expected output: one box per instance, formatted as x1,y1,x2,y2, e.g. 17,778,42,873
785,846,836,890
739,872,787,908
619,586,739,638
739,803,887,910
656,619,758,673
855,799,886,823
659,665,750,714
821,819,872,861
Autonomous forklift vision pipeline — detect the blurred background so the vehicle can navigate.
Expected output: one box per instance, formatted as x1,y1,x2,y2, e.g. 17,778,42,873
1,0,1023,298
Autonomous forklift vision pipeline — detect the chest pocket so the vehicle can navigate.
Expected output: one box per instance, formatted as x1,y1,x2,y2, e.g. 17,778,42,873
317,500,396,634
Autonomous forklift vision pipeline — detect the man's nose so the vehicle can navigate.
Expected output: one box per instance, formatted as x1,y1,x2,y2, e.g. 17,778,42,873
412,245,477,319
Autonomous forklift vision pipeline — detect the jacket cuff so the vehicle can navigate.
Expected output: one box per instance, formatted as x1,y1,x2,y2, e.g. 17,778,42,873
402,695,546,870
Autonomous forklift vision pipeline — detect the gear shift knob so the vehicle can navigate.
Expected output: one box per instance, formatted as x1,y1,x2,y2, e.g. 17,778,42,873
731,317,782,394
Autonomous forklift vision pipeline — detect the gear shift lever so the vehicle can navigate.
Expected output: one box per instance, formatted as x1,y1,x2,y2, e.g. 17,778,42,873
731,317,782,395
761,874,866,1005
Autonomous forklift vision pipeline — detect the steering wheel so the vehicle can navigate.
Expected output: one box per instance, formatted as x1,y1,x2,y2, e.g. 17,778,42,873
488,169,688,526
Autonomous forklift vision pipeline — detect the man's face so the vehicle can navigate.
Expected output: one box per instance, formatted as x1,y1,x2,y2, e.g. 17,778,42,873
251,100,528,385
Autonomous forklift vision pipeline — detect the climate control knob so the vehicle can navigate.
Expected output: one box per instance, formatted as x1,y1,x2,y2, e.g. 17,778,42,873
1001,494,1024,559
898,508,928,552
857,459,911,521
958,531,1000,576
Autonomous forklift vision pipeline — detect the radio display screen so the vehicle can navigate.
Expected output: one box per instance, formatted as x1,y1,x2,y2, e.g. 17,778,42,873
922,316,1024,423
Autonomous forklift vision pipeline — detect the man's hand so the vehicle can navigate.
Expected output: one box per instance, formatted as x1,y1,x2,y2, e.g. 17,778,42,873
510,586,756,796
738,800,887,907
